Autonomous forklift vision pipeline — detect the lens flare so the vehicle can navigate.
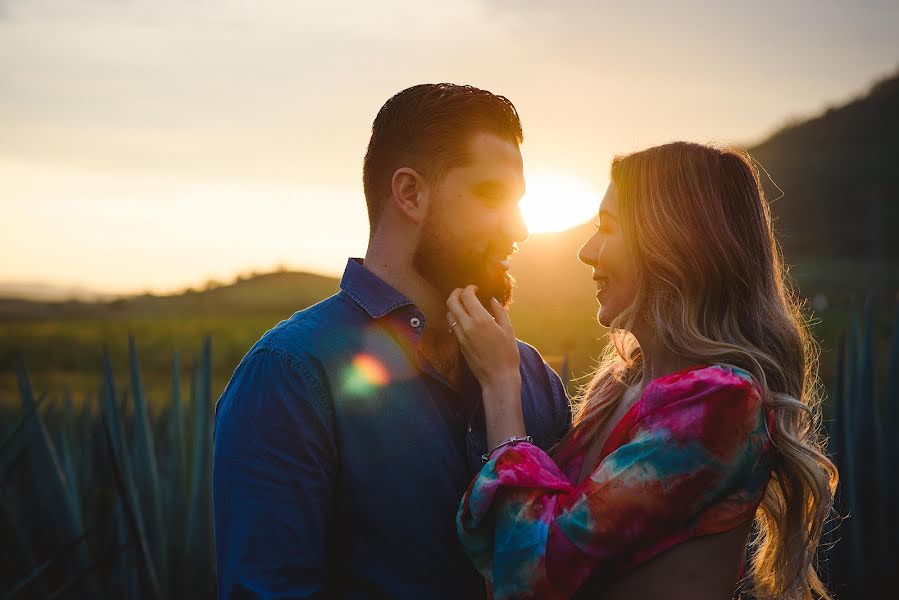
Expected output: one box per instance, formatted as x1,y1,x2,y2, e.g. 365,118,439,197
342,353,390,396
354,354,390,386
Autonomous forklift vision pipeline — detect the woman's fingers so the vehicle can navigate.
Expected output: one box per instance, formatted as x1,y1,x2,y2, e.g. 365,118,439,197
446,288,521,388
446,288,473,331
445,311,466,338
447,285,513,339
459,285,494,323
490,297,513,334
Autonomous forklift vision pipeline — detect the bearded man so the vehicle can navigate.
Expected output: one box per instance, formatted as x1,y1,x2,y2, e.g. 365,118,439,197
212,83,571,599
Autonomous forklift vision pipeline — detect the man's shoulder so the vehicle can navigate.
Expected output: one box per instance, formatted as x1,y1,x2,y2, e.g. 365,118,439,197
515,338,566,393
514,338,572,435
245,291,365,365
515,338,550,371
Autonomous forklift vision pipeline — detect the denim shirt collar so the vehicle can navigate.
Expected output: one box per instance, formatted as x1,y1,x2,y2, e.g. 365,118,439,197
339,258,424,322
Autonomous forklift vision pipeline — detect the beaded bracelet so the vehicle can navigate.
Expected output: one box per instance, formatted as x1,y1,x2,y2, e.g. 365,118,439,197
481,435,533,463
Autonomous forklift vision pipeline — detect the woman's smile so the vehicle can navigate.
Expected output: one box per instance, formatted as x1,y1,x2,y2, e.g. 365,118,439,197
594,275,610,298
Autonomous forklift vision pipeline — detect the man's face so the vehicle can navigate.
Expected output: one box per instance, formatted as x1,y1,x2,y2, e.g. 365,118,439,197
412,132,528,307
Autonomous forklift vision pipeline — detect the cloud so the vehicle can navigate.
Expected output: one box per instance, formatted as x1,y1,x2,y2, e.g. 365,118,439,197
0,0,525,185
2,0,898,290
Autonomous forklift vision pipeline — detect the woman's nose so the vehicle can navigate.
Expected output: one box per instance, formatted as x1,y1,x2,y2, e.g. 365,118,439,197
578,231,599,266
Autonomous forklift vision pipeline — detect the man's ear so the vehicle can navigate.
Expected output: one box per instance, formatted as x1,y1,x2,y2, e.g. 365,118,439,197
390,167,428,224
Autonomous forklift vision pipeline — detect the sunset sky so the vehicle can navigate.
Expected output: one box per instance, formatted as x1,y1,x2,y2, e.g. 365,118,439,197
2,0,898,297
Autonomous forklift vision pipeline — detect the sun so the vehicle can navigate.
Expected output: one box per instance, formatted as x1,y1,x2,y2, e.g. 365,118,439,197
519,173,602,234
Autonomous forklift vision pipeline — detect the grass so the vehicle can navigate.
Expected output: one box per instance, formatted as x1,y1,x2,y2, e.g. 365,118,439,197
0,314,289,406
1,258,895,409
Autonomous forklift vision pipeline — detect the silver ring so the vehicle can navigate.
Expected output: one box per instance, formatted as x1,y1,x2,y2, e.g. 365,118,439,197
449,321,458,333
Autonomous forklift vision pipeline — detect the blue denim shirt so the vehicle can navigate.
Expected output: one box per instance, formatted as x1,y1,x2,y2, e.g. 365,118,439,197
212,258,571,599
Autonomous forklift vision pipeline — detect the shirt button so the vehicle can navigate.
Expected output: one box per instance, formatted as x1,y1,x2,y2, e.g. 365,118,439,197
410,317,421,328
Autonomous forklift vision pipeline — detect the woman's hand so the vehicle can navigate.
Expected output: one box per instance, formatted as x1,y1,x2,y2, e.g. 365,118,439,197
447,285,525,448
446,285,521,391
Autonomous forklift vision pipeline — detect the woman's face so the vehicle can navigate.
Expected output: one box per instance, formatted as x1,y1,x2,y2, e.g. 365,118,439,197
578,182,639,328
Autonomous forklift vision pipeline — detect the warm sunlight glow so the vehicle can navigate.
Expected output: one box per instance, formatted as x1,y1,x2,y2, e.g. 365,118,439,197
520,174,602,234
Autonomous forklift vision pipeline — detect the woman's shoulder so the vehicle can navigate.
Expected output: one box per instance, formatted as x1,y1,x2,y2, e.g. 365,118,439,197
635,363,765,435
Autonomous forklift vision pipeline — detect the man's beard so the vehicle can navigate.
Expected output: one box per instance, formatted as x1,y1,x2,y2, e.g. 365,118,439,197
412,213,514,308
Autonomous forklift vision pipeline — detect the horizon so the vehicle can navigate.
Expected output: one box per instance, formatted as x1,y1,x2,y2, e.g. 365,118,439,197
3,0,898,298
0,222,600,302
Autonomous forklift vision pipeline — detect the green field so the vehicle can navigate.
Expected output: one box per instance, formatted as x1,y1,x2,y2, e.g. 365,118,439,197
1,214,897,412
1,269,895,416
0,311,589,410
0,313,286,408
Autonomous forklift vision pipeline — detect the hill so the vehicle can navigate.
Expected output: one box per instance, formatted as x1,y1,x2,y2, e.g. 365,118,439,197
5,67,898,322
749,69,899,272
0,270,340,321
4,70,899,399
507,68,899,315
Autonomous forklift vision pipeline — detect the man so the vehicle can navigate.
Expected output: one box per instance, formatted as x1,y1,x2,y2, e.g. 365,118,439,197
212,83,571,599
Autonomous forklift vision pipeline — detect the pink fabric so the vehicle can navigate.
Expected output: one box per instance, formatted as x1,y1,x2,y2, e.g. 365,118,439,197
457,364,774,600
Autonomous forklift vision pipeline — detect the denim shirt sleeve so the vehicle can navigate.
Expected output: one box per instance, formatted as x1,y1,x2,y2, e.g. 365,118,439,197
212,346,337,599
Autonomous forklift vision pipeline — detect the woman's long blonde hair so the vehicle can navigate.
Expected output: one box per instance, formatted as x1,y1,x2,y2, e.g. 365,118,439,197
557,142,838,600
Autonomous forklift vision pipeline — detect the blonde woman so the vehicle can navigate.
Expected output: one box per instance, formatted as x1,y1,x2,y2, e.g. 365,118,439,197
447,142,838,600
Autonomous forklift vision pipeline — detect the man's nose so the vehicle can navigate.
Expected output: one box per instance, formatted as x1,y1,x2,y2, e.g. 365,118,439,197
508,205,529,244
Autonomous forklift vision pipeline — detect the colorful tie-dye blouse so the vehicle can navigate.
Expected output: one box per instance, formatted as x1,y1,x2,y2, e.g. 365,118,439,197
457,364,775,600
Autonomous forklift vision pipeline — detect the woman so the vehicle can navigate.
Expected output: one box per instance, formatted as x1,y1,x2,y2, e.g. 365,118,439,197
446,142,838,600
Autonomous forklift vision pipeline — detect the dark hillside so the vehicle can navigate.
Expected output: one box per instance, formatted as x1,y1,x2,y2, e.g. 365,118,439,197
750,69,899,272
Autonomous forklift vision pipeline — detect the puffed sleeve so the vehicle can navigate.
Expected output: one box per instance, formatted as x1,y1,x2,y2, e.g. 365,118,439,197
457,365,772,600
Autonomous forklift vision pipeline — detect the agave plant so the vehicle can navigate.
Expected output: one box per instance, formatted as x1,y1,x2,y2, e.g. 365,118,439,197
824,298,899,599
2,297,896,600
0,336,215,599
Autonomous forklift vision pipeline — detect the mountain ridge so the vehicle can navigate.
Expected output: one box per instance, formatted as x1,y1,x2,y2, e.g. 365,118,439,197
3,67,897,311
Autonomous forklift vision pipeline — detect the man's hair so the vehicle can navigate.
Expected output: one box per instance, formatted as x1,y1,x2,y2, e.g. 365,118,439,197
362,83,523,230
